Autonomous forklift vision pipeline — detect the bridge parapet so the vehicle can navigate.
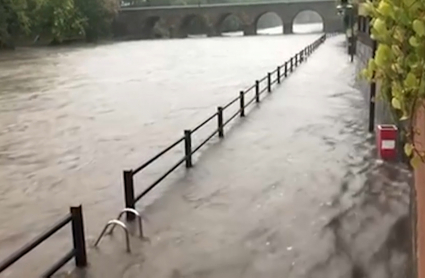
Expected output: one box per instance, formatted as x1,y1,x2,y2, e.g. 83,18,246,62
114,1,343,39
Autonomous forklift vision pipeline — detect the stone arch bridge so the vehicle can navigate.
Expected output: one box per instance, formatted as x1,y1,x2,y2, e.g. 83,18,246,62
114,0,342,39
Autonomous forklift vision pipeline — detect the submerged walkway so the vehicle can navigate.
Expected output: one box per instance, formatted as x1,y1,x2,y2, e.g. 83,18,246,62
64,35,412,278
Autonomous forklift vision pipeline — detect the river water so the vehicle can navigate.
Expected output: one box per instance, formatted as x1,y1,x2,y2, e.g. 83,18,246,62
0,24,322,277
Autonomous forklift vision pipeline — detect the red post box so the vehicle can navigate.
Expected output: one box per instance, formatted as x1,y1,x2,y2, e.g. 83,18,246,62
377,124,398,160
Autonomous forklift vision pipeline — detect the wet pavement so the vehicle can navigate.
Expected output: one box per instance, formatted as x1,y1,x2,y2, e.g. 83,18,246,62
60,35,412,278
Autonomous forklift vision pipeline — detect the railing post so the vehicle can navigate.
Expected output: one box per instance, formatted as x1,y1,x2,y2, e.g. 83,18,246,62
277,66,280,84
290,57,293,72
70,205,87,268
217,106,224,138
255,80,260,102
267,72,271,92
300,51,304,63
239,91,245,117
184,130,192,168
123,170,135,221
284,62,288,77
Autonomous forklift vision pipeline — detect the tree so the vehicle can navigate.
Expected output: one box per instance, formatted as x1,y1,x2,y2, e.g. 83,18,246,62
0,0,118,46
35,0,85,43
0,0,31,47
74,0,118,42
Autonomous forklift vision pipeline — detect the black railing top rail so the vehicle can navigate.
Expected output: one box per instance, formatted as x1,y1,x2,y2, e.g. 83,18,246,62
0,213,72,273
0,205,87,277
1,34,328,277
192,128,221,154
133,136,185,175
192,112,219,133
223,108,242,127
130,61,285,176
258,75,268,83
128,35,326,180
122,34,327,223
223,95,241,110
135,156,187,202
244,84,256,95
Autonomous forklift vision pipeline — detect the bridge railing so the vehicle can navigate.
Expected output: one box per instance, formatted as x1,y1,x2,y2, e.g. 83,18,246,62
0,206,87,277
123,34,327,221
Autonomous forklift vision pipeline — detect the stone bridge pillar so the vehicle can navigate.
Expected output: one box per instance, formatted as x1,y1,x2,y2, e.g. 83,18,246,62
207,26,220,37
243,24,257,36
283,23,293,35
169,26,187,38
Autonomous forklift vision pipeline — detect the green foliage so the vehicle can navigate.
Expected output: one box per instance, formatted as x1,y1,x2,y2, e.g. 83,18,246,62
0,0,31,47
74,0,118,42
0,0,117,46
362,0,425,166
36,0,85,43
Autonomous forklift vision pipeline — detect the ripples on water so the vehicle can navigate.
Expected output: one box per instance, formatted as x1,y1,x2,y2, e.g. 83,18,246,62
0,24,322,276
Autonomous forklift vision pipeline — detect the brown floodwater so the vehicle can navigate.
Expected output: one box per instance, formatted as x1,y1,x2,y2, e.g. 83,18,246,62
0,27,322,277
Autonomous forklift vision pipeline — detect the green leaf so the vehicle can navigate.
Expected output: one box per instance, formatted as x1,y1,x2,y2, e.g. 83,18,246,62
404,143,413,156
404,72,418,88
368,59,376,71
410,155,422,168
373,18,387,34
391,97,401,109
391,44,403,56
400,114,409,121
413,20,425,37
363,1,375,15
409,36,420,47
377,1,393,17
391,82,403,97
375,44,392,67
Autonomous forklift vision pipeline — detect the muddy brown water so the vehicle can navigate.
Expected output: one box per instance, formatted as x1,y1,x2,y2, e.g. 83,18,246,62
0,26,325,277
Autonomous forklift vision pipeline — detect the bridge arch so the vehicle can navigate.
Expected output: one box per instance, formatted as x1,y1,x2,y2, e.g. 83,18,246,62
217,13,244,36
179,14,209,38
292,10,324,34
255,12,284,35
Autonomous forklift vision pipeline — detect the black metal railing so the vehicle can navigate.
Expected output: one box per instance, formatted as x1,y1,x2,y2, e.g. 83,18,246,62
0,34,329,276
123,34,327,221
0,205,87,277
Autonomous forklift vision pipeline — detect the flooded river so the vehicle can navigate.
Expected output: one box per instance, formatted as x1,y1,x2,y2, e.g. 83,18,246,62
0,24,322,276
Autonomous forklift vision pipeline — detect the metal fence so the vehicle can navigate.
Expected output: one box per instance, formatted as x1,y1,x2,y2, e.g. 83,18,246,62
123,34,327,221
0,205,87,277
0,34,328,276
